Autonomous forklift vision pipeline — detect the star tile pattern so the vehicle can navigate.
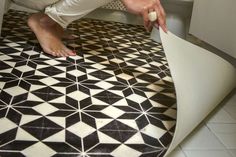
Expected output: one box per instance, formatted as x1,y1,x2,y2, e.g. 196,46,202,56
0,10,176,157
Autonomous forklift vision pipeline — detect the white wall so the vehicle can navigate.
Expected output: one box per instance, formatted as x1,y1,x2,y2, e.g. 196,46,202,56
0,0,6,36
190,0,236,58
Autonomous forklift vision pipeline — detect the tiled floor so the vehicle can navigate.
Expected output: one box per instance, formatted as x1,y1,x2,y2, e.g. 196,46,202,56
168,91,236,157
0,9,235,157
0,10,176,157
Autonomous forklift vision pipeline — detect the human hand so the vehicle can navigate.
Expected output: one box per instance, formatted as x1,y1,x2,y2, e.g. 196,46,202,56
122,0,167,32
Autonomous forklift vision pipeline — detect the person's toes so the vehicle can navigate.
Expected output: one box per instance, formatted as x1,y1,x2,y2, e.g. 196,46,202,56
51,51,58,57
59,50,68,57
63,47,76,56
42,47,54,56
68,50,76,56
48,51,56,57
56,54,61,57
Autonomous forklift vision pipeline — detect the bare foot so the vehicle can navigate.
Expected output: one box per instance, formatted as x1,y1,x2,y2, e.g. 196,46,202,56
28,13,76,57
62,31,78,40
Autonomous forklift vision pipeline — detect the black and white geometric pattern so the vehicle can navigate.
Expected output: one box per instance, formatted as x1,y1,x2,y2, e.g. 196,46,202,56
103,0,127,11
0,10,176,157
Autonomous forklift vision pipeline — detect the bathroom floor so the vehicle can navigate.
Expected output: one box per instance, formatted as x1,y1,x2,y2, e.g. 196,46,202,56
168,91,236,157
0,10,176,157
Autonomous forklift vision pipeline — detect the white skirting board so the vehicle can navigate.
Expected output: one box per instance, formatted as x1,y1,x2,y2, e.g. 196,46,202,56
189,0,236,59
159,29,236,156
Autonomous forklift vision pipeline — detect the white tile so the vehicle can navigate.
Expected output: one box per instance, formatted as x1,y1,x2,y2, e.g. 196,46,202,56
206,108,236,124
0,118,17,134
207,123,236,133
181,125,225,150
67,121,96,138
111,144,142,157
229,149,236,157
141,124,166,139
33,103,58,116
39,77,60,86
164,108,177,119
126,93,146,103
101,106,125,119
4,86,28,96
224,94,236,120
22,142,56,157
15,65,34,72
183,150,232,157
224,93,236,108
224,100,236,120
44,59,61,66
167,147,186,157
68,69,85,77
95,81,114,89
224,106,236,120
207,123,236,149
117,73,133,80
67,90,89,100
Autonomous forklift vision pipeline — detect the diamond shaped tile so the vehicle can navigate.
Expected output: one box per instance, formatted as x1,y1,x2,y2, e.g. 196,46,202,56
141,124,167,139
22,142,56,157
100,120,137,143
111,144,142,157
67,69,86,77
95,81,114,90
126,93,147,103
93,91,123,105
15,65,34,73
33,103,59,116
21,117,64,140
4,86,28,97
0,118,17,134
67,121,96,138
101,106,125,119
39,77,60,86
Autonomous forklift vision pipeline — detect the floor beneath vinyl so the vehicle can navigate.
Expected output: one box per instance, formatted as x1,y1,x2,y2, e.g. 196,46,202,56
0,10,176,157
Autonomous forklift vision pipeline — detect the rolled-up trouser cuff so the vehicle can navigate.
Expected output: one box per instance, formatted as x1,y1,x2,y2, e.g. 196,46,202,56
45,5,71,28
44,0,113,28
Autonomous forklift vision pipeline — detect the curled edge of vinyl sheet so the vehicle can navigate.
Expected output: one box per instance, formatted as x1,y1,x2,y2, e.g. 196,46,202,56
159,29,236,156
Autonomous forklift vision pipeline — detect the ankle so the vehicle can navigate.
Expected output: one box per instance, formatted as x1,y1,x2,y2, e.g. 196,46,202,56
40,15,57,27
